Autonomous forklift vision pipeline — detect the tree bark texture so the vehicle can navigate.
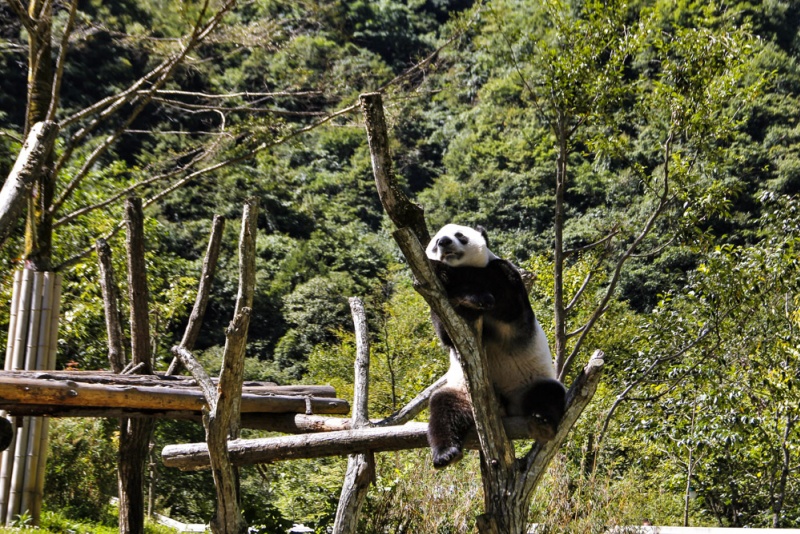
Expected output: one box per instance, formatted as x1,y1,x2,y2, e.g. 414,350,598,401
96,238,126,373
553,118,568,377
119,197,155,534
332,297,375,534
0,121,58,249
23,0,55,270
125,198,152,373
358,93,429,244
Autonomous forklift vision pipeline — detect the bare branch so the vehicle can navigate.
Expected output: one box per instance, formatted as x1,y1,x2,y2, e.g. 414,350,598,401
558,132,675,381
166,214,225,375
46,0,78,122
54,140,218,228
152,96,328,116
631,236,676,259
171,346,218,405
563,228,619,258
51,0,237,212
595,327,711,450
374,376,446,427
4,0,34,33
564,267,594,314
332,297,375,534
51,102,359,271
148,89,324,99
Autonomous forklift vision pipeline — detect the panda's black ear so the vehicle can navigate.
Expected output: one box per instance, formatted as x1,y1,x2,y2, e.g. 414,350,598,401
476,225,489,247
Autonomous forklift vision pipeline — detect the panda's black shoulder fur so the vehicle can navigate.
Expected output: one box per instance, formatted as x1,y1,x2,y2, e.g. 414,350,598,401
430,257,534,349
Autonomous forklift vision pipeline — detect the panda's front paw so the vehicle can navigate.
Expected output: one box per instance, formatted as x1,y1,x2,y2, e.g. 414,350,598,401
432,445,464,469
454,293,495,310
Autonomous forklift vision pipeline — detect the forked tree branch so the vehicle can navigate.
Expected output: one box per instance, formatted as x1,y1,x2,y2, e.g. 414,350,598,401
360,91,516,474
558,131,675,381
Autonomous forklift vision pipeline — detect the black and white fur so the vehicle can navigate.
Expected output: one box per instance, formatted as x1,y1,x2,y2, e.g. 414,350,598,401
425,224,566,469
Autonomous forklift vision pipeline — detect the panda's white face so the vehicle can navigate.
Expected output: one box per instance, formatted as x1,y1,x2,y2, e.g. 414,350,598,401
426,224,496,267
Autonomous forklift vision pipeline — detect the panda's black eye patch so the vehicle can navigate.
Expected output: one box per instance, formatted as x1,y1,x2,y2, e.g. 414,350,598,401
454,232,469,245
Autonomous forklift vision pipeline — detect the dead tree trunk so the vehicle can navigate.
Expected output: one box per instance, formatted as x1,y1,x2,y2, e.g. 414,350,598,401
359,92,605,533
172,201,258,534
118,197,155,534
96,238,125,373
0,121,58,248
332,297,375,534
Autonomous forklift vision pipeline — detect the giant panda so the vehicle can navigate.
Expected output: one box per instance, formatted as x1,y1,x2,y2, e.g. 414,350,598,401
424,223,566,469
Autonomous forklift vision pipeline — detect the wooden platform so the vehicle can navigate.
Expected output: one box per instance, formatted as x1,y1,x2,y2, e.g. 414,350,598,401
0,370,350,424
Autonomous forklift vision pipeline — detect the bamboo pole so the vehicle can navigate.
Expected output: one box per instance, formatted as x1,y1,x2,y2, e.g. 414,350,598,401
0,270,23,523
20,273,53,517
5,420,28,521
3,271,22,365
31,273,62,522
10,270,34,371
7,271,42,521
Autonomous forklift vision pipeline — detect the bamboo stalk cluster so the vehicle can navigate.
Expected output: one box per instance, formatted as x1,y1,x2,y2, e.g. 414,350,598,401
1,269,62,524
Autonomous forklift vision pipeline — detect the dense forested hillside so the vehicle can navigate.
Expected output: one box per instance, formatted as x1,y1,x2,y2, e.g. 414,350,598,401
1,0,799,531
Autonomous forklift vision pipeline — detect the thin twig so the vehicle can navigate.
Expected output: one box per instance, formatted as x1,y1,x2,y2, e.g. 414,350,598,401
46,0,78,122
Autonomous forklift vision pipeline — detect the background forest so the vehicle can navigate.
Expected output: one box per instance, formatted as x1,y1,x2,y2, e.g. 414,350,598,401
1,0,799,532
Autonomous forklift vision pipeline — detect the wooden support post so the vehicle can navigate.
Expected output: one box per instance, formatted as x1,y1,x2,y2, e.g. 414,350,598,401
118,197,155,534
97,238,125,373
332,297,375,534
172,200,257,534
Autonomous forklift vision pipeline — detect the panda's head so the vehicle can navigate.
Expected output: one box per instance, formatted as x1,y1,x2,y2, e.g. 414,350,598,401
426,224,497,268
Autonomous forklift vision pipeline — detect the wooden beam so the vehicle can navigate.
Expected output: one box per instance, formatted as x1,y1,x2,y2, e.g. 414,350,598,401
0,377,349,414
161,416,558,470
0,371,337,397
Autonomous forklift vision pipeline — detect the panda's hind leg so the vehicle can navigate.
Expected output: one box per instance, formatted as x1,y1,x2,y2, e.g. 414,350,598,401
521,378,566,438
427,387,474,469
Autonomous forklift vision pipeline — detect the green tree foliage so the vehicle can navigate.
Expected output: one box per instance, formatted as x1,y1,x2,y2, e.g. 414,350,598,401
44,419,118,523
3,0,800,529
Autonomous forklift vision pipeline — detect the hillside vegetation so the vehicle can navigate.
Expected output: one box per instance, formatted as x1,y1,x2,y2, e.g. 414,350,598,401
1,0,798,531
